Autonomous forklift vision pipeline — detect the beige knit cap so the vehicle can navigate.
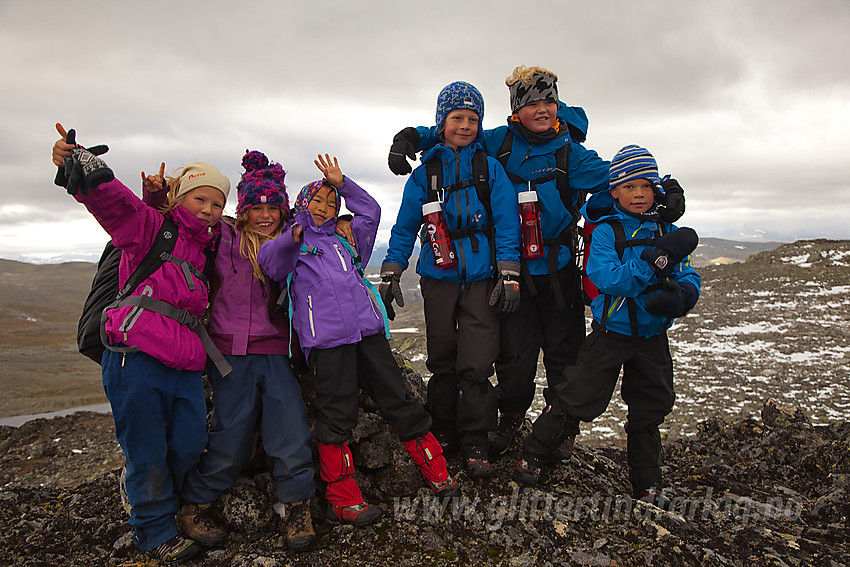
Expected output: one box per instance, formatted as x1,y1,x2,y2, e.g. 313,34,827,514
174,162,231,201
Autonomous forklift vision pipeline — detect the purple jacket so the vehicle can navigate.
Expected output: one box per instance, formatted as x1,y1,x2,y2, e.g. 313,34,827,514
207,220,289,356
76,178,214,371
258,178,383,358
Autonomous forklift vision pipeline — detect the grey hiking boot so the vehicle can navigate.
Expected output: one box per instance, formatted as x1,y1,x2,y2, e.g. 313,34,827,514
177,502,227,548
147,535,202,564
284,499,317,553
488,412,525,458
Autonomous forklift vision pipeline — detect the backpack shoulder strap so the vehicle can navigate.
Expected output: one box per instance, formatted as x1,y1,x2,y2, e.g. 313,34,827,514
115,216,178,301
425,157,443,203
497,130,513,170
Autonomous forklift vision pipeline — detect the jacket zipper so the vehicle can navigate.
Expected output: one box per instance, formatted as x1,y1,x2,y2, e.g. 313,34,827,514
362,282,380,321
307,295,316,337
120,285,153,340
333,242,348,272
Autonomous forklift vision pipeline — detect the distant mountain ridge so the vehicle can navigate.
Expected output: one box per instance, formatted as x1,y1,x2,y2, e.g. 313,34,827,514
3,236,782,268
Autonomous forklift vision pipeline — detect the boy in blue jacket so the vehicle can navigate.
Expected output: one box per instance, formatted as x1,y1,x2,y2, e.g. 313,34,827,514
512,145,700,508
380,81,521,478
388,66,685,458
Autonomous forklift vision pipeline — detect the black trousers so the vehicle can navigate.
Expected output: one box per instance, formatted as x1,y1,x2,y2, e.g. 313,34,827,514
495,263,586,415
421,277,499,448
310,333,432,445
523,323,675,492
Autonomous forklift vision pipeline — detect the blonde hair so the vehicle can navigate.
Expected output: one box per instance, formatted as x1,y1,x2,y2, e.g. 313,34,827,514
160,167,193,214
235,210,286,282
505,65,559,87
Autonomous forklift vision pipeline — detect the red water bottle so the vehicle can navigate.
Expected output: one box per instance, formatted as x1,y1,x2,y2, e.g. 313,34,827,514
519,191,544,259
422,202,457,269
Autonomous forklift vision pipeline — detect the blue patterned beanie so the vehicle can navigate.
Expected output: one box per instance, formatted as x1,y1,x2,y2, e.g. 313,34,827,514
435,81,484,135
609,145,661,190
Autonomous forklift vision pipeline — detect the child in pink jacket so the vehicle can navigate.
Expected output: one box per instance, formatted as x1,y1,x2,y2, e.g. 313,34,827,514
52,123,228,563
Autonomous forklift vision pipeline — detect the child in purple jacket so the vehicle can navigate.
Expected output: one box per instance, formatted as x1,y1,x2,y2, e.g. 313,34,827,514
259,155,460,527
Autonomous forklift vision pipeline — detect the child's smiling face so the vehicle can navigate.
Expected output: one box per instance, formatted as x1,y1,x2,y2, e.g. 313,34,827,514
514,100,558,133
441,109,479,150
178,186,225,226
611,178,655,214
307,184,338,226
246,204,283,235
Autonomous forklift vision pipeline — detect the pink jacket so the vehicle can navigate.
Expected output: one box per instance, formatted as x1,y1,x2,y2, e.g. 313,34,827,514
76,178,215,371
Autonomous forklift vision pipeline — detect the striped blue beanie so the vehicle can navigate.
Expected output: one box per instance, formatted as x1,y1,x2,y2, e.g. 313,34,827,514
609,145,661,190
435,81,484,135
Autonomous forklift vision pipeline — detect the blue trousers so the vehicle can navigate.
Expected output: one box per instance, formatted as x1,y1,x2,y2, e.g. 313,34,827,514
102,349,207,552
181,354,315,505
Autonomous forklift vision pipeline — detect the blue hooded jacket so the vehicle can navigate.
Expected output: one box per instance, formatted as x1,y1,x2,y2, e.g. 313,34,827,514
383,142,520,283
414,103,610,276
581,191,702,338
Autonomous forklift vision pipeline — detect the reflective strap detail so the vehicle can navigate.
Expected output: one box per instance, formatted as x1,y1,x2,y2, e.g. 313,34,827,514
161,252,207,291
101,295,232,376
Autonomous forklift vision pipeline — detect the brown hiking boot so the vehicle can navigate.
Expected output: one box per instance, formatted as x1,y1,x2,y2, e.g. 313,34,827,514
284,499,317,553
177,502,226,548
488,412,525,457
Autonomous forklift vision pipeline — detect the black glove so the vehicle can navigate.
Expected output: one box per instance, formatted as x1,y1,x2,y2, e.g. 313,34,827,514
641,227,699,277
645,279,685,317
388,127,419,175
657,177,685,223
378,264,404,321
55,129,112,195
488,273,521,314
645,279,699,318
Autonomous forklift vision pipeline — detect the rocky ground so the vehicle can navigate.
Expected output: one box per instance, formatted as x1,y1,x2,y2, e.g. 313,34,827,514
2,393,850,566
1,239,848,565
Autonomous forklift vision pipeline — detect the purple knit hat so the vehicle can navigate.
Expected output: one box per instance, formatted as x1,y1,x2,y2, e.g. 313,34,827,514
236,150,289,215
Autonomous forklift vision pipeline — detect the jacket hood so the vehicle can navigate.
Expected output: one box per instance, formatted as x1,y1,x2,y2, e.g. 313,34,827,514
581,190,618,224
293,208,336,235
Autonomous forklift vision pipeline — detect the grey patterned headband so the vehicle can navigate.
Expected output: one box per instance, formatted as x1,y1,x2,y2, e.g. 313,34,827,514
509,74,559,112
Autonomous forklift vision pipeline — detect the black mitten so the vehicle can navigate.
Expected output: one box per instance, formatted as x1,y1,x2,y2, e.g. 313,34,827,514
388,127,419,175
641,227,698,277
679,281,699,314
657,178,685,223
645,280,685,317
55,129,111,194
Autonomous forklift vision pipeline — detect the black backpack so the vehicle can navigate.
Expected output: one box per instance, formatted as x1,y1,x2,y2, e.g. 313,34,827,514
77,217,178,364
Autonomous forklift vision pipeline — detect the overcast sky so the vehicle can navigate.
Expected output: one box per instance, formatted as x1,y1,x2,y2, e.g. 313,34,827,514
1,0,849,262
